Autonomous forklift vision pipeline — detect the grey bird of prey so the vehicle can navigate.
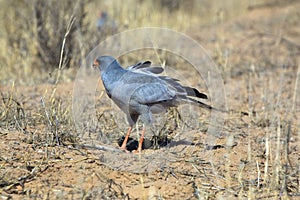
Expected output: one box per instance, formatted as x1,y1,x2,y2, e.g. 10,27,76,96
93,56,214,153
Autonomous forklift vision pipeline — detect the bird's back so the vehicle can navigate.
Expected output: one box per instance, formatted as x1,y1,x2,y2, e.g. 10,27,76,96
107,70,174,102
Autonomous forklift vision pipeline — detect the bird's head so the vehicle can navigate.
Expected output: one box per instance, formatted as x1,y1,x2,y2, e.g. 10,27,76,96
92,56,117,72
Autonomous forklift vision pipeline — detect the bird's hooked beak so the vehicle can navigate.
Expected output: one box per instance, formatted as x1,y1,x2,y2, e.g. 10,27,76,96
92,60,100,69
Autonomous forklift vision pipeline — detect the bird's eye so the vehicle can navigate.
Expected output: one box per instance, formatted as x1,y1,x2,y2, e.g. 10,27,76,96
93,60,100,67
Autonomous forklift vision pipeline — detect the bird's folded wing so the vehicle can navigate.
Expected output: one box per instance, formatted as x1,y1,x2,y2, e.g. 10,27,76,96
132,82,176,104
127,61,164,75
127,61,152,70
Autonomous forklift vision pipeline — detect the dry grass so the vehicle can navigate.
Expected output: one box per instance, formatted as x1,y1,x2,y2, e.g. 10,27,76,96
0,0,257,85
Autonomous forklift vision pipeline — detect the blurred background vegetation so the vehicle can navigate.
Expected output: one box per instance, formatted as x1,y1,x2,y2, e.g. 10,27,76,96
0,0,297,85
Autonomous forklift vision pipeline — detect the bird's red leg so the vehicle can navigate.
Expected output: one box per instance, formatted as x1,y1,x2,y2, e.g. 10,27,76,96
133,126,146,153
120,126,132,150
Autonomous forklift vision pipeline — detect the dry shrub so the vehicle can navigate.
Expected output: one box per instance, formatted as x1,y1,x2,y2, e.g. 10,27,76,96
0,0,95,84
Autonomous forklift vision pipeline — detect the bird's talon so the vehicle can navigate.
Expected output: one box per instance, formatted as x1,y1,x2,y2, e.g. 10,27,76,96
132,149,142,154
119,147,130,153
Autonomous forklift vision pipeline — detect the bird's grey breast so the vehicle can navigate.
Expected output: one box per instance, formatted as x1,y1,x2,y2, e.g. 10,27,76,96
102,70,144,112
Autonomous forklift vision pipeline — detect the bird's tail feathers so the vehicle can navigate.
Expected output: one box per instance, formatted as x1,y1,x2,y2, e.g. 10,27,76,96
184,97,249,116
184,97,226,113
183,87,208,99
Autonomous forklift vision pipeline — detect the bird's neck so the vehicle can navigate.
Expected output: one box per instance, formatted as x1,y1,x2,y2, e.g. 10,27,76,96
101,65,127,92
